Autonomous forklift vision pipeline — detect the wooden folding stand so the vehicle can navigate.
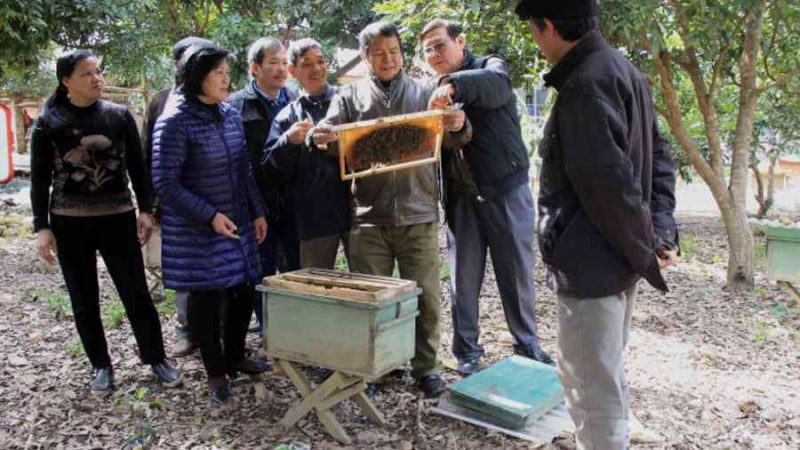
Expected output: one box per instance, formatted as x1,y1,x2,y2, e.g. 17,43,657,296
259,269,420,444
274,359,384,444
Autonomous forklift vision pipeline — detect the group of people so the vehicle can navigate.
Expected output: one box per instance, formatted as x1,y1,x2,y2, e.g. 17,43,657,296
31,1,679,448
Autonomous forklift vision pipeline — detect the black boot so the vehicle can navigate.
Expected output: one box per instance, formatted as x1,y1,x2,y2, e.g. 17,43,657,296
228,357,271,376
152,361,184,387
208,376,230,405
90,366,114,398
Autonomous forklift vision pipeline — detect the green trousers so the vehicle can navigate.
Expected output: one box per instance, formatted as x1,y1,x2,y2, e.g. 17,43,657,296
349,222,440,378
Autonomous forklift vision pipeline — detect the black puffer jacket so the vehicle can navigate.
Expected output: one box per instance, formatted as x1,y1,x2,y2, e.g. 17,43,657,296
537,32,678,298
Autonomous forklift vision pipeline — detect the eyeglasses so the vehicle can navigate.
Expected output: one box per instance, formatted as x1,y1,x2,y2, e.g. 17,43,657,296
422,41,449,57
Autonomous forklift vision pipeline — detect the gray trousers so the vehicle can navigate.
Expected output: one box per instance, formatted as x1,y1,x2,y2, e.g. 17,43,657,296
446,183,540,360
299,231,350,270
557,285,637,450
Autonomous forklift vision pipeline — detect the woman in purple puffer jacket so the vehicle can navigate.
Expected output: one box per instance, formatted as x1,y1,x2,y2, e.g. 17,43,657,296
152,43,269,405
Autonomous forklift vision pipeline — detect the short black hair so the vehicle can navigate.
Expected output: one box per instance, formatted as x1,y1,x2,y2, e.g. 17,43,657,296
358,21,404,54
531,16,598,42
287,38,324,66
420,19,462,41
177,44,233,98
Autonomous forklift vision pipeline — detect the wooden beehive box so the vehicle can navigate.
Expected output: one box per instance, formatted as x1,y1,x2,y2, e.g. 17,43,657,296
765,226,800,283
259,269,421,380
334,110,445,181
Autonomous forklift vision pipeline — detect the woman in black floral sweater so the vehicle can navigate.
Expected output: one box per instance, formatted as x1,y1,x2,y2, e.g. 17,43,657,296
30,50,182,397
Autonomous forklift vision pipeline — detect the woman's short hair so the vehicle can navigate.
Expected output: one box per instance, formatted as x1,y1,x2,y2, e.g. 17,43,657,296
177,43,233,97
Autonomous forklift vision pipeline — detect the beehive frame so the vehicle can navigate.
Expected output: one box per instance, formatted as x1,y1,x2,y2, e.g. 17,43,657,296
333,109,446,181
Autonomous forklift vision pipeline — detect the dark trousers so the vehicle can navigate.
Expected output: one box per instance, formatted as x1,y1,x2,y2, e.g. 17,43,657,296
256,215,300,327
190,284,254,379
51,211,166,368
446,183,541,360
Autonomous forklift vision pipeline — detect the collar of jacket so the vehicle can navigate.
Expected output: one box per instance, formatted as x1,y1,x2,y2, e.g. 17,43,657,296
179,94,230,122
299,84,336,105
459,50,476,71
543,32,609,91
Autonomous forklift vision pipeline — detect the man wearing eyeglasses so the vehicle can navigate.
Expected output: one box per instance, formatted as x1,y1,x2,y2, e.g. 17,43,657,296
422,19,552,376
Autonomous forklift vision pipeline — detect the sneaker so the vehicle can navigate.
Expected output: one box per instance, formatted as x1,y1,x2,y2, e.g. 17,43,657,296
228,357,271,376
208,376,230,405
152,361,183,387
90,367,114,398
170,335,197,357
514,345,555,366
457,356,481,376
416,374,446,398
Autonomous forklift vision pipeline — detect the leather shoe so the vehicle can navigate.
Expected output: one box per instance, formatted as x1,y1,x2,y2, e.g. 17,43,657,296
208,376,230,405
228,357,271,376
90,366,114,398
170,335,197,357
457,357,481,376
416,374,446,398
152,361,183,387
514,345,555,366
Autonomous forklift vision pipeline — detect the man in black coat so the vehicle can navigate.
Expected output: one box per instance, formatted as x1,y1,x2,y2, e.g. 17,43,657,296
514,1,679,448
423,19,552,375
229,37,299,335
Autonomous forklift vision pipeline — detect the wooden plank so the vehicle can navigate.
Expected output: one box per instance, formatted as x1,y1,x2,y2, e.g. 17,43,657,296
302,268,415,287
331,109,444,133
354,391,386,425
265,278,378,303
282,273,384,292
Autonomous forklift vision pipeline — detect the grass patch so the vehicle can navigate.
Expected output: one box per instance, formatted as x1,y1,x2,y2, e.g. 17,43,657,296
752,304,800,348
680,233,698,257
20,285,73,320
102,297,127,330
334,254,349,272
754,241,767,271
0,214,32,238
68,339,84,359
440,259,450,281
155,289,177,318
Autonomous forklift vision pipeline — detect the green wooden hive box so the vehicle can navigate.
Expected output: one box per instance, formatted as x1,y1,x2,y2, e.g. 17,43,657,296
258,269,421,380
765,226,800,283
448,355,564,429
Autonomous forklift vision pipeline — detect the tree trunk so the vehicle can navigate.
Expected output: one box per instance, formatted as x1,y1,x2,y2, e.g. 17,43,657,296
720,202,755,289
764,153,777,216
751,161,767,218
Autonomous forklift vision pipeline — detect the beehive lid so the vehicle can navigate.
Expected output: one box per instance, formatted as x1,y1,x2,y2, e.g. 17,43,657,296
261,268,418,305
334,109,445,181
448,356,564,429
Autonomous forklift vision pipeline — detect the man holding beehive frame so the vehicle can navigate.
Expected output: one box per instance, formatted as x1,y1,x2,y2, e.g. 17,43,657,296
422,19,553,376
310,21,471,398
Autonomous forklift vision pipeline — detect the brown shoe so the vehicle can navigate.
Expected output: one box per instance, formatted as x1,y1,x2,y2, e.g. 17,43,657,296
171,335,197,357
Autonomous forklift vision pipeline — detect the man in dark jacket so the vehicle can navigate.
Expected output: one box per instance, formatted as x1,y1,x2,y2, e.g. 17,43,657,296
262,38,351,269
228,37,298,334
423,19,551,375
141,36,213,357
515,1,679,447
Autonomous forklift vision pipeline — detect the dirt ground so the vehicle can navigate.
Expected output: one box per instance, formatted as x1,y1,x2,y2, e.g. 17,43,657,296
0,197,798,449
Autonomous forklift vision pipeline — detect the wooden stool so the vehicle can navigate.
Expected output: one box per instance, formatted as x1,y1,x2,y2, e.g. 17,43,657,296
276,359,385,444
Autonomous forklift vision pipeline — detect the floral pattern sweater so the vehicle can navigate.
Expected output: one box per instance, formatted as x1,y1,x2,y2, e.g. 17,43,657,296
30,100,153,231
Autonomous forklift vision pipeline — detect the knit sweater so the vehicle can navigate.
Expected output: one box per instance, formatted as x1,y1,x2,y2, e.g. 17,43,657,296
30,100,153,231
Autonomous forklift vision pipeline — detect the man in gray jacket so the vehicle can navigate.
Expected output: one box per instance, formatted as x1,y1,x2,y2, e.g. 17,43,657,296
312,21,470,398
423,19,552,375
